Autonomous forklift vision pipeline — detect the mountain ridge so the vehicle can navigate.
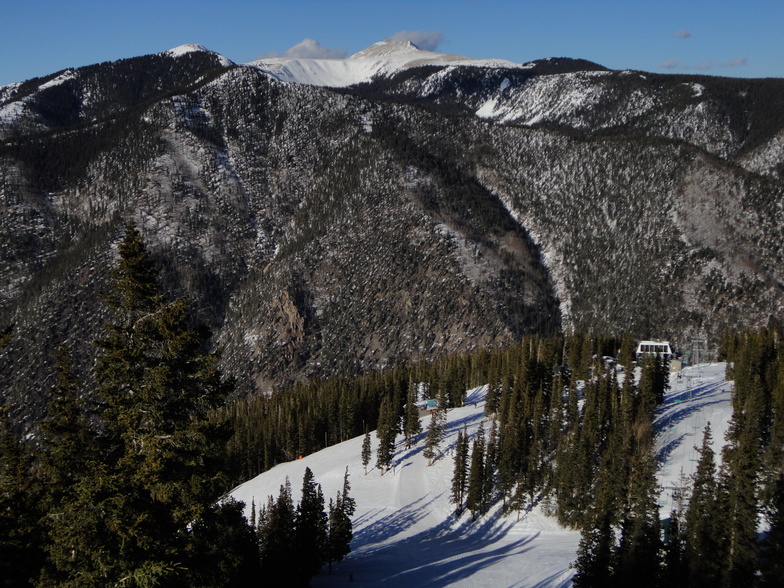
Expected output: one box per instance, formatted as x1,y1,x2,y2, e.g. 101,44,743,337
0,42,782,426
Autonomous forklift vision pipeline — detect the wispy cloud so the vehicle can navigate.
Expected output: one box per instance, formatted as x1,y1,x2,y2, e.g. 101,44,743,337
721,57,748,68
257,39,347,60
389,30,444,52
657,57,748,72
674,30,692,39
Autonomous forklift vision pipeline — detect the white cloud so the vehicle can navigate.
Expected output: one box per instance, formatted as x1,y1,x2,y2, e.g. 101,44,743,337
656,56,749,72
721,57,748,68
257,39,347,60
674,30,692,39
389,30,444,52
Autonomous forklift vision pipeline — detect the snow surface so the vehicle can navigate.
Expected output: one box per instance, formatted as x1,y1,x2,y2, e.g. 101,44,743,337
164,44,234,67
247,39,533,88
38,69,77,91
655,362,733,518
231,363,731,587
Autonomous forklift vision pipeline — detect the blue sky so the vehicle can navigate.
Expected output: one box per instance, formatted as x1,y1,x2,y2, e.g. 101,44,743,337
2,0,782,86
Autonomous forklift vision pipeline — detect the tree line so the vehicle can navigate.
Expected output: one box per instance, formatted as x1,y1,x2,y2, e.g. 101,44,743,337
218,332,629,485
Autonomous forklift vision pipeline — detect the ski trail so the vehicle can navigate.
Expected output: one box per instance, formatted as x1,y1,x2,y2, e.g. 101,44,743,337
395,446,429,509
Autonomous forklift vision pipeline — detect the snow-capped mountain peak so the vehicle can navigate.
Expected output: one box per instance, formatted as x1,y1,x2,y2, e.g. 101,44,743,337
246,38,530,88
347,39,423,59
164,43,234,66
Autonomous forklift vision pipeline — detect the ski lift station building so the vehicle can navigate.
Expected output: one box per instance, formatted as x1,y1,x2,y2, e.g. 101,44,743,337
635,340,673,356
636,340,682,371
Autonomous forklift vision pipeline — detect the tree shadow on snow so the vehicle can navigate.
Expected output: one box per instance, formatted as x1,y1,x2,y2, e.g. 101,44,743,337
352,495,435,548
525,569,574,588
346,507,540,587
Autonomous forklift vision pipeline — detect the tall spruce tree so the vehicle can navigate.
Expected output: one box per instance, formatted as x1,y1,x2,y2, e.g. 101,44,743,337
450,428,469,515
327,467,355,572
684,424,725,588
375,396,395,473
37,348,94,586
572,464,616,588
45,224,239,587
423,391,447,466
759,472,784,586
295,467,328,585
721,375,765,588
612,419,662,588
361,430,372,475
259,479,297,585
37,348,91,504
403,383,422,449
0,408,44,588
466,422,487,519
661,511,687,588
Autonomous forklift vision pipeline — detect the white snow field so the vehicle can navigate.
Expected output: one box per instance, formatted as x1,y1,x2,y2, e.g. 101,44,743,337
231,362,732,587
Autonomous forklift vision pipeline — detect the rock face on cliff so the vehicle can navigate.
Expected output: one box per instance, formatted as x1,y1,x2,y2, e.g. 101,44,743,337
1,42,783,420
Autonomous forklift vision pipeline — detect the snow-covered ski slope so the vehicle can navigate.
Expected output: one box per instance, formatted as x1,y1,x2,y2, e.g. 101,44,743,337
231,363,733,587
655,362,733,518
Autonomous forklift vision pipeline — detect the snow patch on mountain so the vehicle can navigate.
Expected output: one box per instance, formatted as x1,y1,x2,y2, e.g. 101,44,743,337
0,99,26,126
38,69,77,91
165,43,234,67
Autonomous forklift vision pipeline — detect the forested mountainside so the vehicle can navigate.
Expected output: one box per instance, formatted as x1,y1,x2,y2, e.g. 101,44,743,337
1,43,783,423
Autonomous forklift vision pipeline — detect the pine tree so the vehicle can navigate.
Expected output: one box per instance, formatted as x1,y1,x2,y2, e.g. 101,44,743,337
403,383,422,449
484,420,498,505
36,348,94,586
423,392,447,466
375,396,396,473
38,346,92,500
450,428,469,515
661,511,687,588
759,473,784,587
684,424,725,587
638,354,669,417
45,224,238,587
612,420,662,588
327,467,355,572
485,378,502,417
618,333,636,372
572,459,617,588
497,387,521,506
361,430,372,475
554,380,581,525
259,479,297,585
295,467,328,584
186,498,260,588
0,408,44,588
466,422,487,519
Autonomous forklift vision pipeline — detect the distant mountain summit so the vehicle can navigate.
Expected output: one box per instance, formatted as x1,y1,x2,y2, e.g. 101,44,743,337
164,43,234,66
247,38,533,87
348,39,424,59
